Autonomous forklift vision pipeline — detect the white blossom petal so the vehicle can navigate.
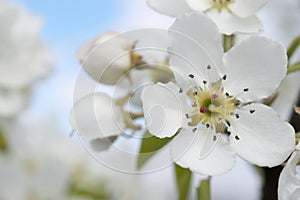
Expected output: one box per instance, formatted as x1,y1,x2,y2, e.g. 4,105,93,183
186,0,211,11
222,36,287,102
169,12,223,84
141,82,190,138
229,0,268,18
114,67,173,107
171,128,236,175
207,10,263,35
278,151,300,200
146,0,191,17
228,103,295,167
70,93,125,139
80,33,133,85
271,73,300,121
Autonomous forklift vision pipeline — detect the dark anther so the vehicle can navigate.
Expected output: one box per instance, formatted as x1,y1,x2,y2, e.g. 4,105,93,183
207,65,211,70
226,120,231,127
185,113,189,119
193,91,198,96
222,75,227,80
189,74,195,78
234,101,241,106
225,92,230,97
235,135,240,140
213,135,217,141
203,80,207,84
192,102,197,107
192,128,197,132
243,88,249,92
179,88,183,93
235,114,240,119
250,109,255,114
206,123,210,128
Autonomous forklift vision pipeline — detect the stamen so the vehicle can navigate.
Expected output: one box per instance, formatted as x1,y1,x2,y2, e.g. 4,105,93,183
234,101,241,106
205,123,210,128
235,114,240,119
207,65,212,70
226,120,231,127
203,80,207,84
192,128,197,132
192,102,197,107
218,117,223,122
225,92,230,97
243,88,249,92
211,93,218,99
235,135,240,140
193,91,198,96
200,106,207,113
185,113,189,119
189,74,195,79
222,75,227,80
179,88,183,93
250,109,255,114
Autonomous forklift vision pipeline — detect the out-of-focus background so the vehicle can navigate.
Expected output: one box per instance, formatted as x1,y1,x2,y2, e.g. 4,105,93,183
0,0,299,200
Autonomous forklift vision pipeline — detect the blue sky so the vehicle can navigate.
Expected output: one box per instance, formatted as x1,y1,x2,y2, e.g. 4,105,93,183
15,0,120,40
12,0,123,131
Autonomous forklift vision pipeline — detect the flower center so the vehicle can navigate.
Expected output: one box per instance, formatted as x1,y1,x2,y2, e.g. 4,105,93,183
187,83,237,132
210,0,235,12
180,66,243,133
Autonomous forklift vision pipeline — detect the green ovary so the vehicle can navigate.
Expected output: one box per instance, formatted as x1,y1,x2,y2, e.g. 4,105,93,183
211,0,235,12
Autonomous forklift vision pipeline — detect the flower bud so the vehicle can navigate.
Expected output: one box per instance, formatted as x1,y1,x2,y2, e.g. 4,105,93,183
77,32,139,85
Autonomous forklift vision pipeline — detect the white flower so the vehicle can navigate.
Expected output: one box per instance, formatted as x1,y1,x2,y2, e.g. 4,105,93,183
77,32,138,85
147,0,267,35
70,93,126,151
73,30,173,150
141,12,295,175
0,0,52,117
278,149,300,200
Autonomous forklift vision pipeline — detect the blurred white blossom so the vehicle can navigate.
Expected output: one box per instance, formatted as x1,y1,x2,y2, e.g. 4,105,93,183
0,0,52,117
0,118,166,200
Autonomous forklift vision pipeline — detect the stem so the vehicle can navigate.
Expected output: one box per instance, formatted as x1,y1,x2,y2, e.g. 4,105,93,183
197,177,211,200
287,61,300,74
287,35,300,60
0,128,7,152
175,164,192,200
223,34,235,52
129,112,144,119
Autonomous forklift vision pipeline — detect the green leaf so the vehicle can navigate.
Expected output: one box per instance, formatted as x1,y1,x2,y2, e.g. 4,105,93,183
175,164,192,200
197,178,211,200
137,130,173,169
